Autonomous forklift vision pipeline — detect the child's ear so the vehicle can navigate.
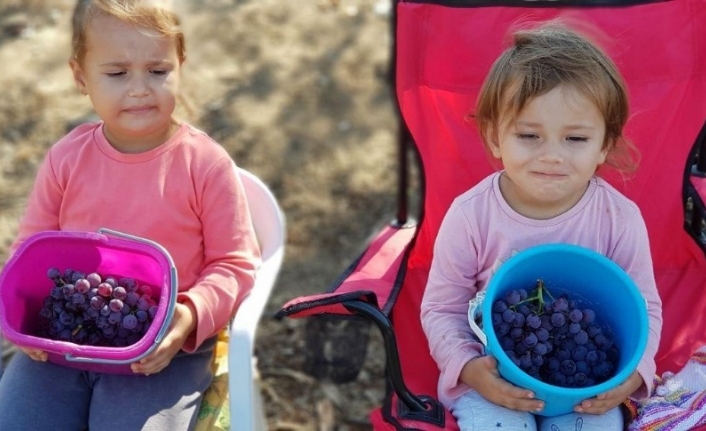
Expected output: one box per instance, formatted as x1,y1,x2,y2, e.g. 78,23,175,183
69,59,88,95
487,130,502,159
598,139,613,165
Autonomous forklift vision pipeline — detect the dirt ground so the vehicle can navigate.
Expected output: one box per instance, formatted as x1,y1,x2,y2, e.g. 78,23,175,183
0,0,399,429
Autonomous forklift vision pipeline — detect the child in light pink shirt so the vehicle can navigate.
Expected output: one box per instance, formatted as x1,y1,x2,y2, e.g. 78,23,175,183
421,23,662,431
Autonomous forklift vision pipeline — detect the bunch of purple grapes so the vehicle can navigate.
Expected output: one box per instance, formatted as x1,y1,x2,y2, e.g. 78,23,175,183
37,267,158,347
491,280,619,388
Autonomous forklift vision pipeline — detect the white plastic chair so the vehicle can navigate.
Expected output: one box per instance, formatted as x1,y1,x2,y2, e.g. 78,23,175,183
229,166,286,431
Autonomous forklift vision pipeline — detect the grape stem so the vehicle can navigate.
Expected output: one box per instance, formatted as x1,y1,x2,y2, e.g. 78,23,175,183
514,279,555,315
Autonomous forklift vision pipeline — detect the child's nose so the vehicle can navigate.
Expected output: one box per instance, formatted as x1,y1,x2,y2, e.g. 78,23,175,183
128,76,149,97
539,140,565,162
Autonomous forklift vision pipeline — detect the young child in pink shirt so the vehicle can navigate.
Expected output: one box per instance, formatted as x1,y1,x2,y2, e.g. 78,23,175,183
0,1,261,429
420,23,662,431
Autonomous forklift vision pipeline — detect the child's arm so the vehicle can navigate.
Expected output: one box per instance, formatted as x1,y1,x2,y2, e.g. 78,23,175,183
607,207,662,400
11,150,62,254
174,158,261,353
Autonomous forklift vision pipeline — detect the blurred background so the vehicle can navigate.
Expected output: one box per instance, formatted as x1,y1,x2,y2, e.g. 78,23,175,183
0,0,402,428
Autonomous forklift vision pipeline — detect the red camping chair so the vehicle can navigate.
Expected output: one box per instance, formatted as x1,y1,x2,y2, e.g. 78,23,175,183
279,0,706,429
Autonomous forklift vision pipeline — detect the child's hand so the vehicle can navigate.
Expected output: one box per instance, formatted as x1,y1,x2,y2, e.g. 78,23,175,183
19,346,47,362
460,355,544,413
574,370,643,414
131,301,197,376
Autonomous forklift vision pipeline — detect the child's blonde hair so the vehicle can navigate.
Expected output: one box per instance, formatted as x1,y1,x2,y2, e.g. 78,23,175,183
71,0,185,65
475,23,639,174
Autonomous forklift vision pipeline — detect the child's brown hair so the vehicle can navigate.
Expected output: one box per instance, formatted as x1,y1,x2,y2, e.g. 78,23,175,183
475,23,639,174
70,0,185,65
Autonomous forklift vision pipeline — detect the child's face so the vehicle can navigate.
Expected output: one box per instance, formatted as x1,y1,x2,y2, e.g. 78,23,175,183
69,14,181,153
489,84,608,219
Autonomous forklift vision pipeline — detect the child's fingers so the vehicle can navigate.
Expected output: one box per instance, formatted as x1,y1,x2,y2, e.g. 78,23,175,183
19,347,47,362
499,392,544,412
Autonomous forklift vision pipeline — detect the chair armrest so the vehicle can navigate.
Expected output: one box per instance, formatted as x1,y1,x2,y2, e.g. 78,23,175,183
277,222,416,319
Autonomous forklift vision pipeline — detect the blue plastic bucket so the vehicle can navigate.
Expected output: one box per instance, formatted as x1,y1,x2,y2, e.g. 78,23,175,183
468,243,648,417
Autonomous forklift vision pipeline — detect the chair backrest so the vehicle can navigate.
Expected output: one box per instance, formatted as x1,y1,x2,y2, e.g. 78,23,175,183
376,0,706,427
228,166,285,431
238,166,286,264
232,165,286,328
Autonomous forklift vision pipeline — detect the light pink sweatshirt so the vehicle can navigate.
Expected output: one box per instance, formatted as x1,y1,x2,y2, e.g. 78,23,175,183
11,122,261,352
420,172,662,408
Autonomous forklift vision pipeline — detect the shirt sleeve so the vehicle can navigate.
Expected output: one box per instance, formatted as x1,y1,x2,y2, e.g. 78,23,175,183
177,159,261,352
609,206,663,400
421,202,485,402
10,150,63,255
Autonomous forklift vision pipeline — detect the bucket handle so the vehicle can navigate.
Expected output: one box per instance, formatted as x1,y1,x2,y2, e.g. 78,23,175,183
468,291,488,346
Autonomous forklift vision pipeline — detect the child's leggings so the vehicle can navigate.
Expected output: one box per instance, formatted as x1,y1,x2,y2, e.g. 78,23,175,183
451,390,624,431
0,336,215,431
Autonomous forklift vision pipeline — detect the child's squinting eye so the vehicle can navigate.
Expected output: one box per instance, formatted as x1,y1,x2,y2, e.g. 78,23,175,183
150,70,169,76
516,133,538,140
105,71,126,78
566,136,589,143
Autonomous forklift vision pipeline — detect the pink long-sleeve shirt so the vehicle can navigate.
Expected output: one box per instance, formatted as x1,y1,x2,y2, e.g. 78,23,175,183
11,122,261,352
421,171,662,409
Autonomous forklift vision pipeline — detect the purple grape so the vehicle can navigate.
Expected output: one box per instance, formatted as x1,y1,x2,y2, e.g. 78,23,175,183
522,332,538,348
511,313,525,328
560,359,577,376
496,322,510,336
582,309,596,324
526,314,541,329
594,333,613,350
552,297,569,313
550,312,566,328
112,286,127,300
75,278,91,294
135,309,149,323
47,267,61,280
505,290,521,306
50,286,63,300
71,271,86,283
109,298,124,312
122,314,138,330
59,311,75,326
71,292,86,305
62,284,76,298
568,309,583,323
493,300,508,313
502,308,515,323
572,345,588,361
97,282,113,298
125,291,140,307
108,311,122,325
90,295,105,310
533,343,548,356
86,272,102,287
574,330,589,345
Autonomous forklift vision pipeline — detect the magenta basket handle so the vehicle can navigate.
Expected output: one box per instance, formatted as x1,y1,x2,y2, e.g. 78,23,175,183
63,228,178,364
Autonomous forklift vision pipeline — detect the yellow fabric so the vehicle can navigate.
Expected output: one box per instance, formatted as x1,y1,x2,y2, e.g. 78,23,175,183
195,330,230,431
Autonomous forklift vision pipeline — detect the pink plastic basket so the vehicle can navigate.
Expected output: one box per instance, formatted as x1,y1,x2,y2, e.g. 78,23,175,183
0,228,177,374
